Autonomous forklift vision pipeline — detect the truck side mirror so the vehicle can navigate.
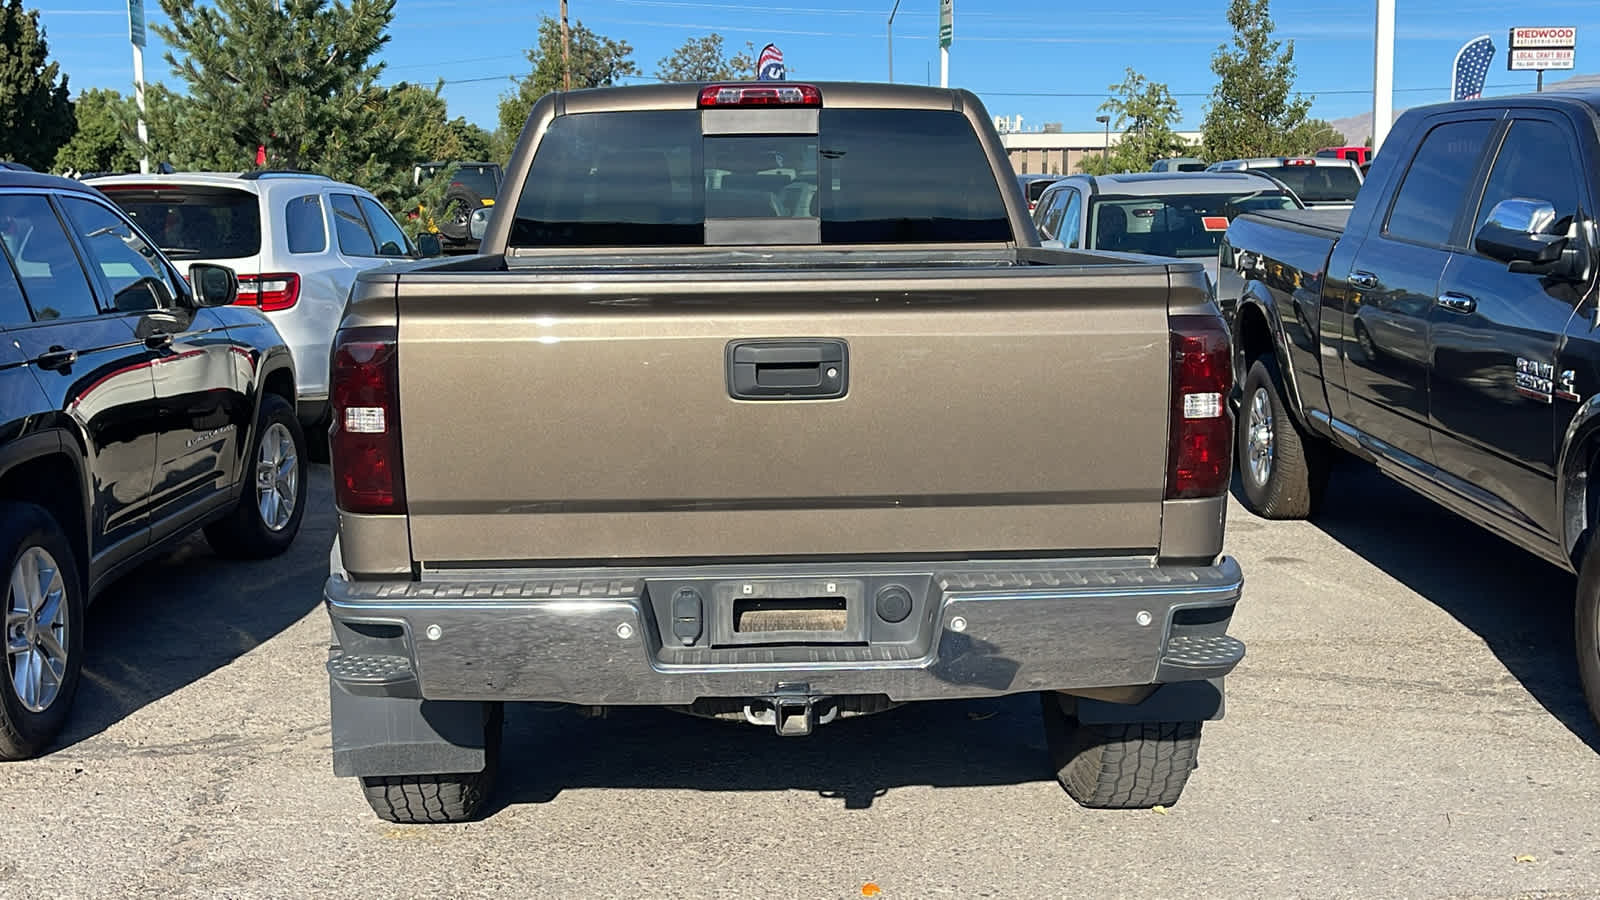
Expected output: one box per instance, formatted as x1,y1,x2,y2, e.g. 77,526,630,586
415,233,443,258
469,207,491,242
189,263,239,308
1474,198,1567,268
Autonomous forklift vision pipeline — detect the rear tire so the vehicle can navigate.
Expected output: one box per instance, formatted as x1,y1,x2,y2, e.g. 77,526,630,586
437,186,482,242
205,393,307,560
1040,692,1201,809
1575,530,1600,729
359,709,502,824
1236,356,1330,520
0,502,85,761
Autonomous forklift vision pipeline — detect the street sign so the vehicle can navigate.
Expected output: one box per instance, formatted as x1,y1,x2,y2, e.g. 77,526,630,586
939,0,952,49
1510,48,1576,70
1509,26,1576,49
127,0,146,48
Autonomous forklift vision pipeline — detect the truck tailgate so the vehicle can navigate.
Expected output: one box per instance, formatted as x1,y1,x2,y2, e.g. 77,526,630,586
396,265,1172,564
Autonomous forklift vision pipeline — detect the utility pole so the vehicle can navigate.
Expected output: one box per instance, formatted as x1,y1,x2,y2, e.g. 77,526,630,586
1372,0,1394,153
887,0,902,83
127,0,150,174
938,0,951,88
560,0,572,91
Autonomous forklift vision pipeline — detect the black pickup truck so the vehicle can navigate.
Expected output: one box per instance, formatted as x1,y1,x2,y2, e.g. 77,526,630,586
1218,90,1600,724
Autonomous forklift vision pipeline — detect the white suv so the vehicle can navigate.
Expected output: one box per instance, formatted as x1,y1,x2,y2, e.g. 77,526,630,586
87,171,438,435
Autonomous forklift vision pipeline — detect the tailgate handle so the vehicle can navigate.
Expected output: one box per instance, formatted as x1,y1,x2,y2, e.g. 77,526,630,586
727,340,848,400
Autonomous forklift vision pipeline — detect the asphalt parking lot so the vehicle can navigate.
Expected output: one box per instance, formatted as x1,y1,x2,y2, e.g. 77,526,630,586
3,459,1599,899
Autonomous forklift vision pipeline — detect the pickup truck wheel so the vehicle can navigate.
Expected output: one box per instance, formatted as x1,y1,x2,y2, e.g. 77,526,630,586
358,710,502,824
204,394,308,559
1575,534,1600,727
1039,692,1200,809
0,502,85,761
1237,357,1329,520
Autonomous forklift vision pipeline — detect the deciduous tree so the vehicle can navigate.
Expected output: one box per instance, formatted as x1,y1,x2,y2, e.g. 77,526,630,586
656,33,756,82
1078,69,1192,174
53,89,140,175
496,18,637,157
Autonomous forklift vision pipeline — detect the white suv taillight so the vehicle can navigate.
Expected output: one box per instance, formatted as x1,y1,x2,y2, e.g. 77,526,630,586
237,273,301,312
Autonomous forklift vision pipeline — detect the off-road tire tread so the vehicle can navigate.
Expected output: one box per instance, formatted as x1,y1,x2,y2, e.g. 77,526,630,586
360,770,492,824
1041,693,1201,809
1239,356,1330,520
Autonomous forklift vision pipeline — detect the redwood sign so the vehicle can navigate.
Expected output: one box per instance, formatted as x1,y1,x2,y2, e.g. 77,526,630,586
1509,26,1575,49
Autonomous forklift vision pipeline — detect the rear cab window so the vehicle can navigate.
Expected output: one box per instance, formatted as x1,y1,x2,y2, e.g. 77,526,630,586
510,103,1011,247
99,185,263,261
1252,164,1363,204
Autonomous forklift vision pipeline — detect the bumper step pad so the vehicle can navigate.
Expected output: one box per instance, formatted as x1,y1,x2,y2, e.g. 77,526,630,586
328,654,419,698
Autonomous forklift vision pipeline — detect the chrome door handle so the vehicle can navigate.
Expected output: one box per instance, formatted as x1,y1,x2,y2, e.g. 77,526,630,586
1436,292,1477,314
1349,270,1379,289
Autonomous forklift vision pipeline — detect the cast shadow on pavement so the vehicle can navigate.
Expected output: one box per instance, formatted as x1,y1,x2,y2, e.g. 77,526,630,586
50,466,336,752
1232,458,1600,752
491,693,1056,812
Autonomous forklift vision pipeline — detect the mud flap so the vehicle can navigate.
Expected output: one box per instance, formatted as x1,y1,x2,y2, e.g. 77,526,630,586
1072,678,1226,725
330,681,497,777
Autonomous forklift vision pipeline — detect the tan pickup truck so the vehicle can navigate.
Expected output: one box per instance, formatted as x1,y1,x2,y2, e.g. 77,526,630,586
321,81,1246,823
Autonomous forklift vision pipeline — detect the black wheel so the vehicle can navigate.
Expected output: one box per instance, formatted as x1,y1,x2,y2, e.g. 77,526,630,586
204,393,308,560
436,186,482,242
359,707,502,824
1040,692,1200,809
1236,356,1330,520
0,502,85,761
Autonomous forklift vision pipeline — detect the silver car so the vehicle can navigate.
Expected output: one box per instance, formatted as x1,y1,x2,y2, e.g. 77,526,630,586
1032,171,1303,292
89,171,440,434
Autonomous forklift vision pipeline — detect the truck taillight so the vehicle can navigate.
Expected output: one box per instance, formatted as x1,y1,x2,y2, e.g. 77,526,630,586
1166,315,1233,499
237,273,301,312
330,326,405,515
697,83,822,108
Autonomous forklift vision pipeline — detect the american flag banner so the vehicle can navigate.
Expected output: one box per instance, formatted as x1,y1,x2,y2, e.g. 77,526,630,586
1452,35,1495,100
757,43,786,81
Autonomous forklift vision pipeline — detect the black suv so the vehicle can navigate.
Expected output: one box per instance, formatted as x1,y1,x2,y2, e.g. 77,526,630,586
0,170,307,759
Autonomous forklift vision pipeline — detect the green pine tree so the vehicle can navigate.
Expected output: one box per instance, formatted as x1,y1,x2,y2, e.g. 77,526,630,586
0,0,75,170
1200,0,1314,162
154,0,422,202
53,89,141,175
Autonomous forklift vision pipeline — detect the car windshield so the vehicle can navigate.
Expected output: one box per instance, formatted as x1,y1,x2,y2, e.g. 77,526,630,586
1087,190,1298,257
1252,165,1362,203
97,185,262,259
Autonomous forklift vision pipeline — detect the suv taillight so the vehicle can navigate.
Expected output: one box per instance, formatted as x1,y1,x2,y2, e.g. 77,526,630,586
1165,315,1233,499
237,273,301,312
330,326,405,514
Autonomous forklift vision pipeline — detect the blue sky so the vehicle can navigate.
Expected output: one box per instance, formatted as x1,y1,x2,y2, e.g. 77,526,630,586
38,0,1600,136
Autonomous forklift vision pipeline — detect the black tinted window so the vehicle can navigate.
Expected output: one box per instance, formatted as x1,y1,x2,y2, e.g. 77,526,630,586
0,194,99,320
331,193,377,256
510,107,1010,247
100,185,262,259
60,196,176,312
358,197,412,257
286,194,326,253
1252,164,1363,203
0,246,30,327
1385,120,1493,245
1473,119,1582,236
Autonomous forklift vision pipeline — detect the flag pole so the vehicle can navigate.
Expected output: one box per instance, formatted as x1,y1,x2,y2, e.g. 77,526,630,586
1372,0,1394,153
